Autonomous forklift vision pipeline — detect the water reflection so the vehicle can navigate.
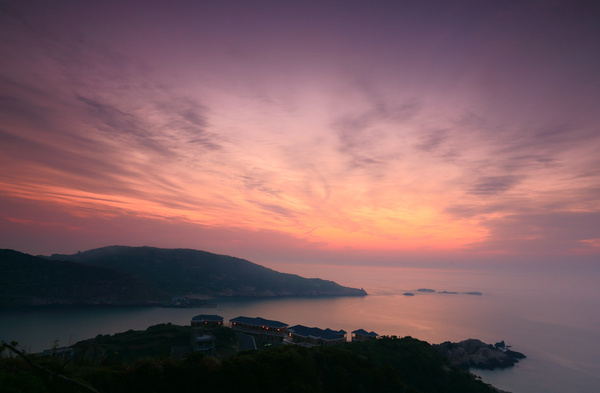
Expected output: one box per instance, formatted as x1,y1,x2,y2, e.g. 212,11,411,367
1,265,599,393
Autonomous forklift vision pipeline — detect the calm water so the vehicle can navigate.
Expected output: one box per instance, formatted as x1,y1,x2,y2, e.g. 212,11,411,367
1,263,599,393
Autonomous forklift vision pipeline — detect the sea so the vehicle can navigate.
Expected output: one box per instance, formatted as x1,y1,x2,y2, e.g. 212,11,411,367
1,262,599,393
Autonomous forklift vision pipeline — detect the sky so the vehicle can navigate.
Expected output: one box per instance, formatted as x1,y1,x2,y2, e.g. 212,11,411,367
1,0,599,267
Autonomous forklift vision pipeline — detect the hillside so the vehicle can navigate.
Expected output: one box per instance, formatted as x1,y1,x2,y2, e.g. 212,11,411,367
71,323,238,362
1,331,500,393
47,246,367,297
0,249,162,306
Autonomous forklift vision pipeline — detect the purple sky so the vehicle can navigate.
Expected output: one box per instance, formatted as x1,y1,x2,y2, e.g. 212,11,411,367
1,0,599,267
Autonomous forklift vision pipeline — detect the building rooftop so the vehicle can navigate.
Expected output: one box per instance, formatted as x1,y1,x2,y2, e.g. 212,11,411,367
230,316,288,328
289,325,347,340
191,314,223,322
352,329,379,337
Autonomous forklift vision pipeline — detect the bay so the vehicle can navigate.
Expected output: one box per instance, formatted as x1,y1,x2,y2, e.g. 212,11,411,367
1,263,599,393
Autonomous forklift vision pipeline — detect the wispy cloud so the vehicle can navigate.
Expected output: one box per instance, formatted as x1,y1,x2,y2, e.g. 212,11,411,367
469,212,600,257
1,1,599,262
467,176,521,196
415,129,449,152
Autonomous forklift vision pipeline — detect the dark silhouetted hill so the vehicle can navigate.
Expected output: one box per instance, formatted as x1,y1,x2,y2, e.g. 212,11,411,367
46,246,367,298
47,246,367,297
0,249,162,306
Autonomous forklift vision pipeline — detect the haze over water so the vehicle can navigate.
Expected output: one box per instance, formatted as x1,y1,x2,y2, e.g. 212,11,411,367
281,262,600,393
2,263,599,393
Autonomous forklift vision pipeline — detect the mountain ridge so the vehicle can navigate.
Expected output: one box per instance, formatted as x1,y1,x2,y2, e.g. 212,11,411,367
1,246,366,306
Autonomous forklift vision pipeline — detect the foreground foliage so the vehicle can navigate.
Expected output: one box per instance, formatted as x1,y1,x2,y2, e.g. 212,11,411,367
1,334,498,393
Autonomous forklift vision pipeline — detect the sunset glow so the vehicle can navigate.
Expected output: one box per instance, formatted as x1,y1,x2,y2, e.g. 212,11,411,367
1,1,599,265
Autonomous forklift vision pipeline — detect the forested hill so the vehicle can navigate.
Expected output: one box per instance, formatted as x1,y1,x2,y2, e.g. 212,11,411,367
0,247,366,306
47,246,367,298
0,249,162,306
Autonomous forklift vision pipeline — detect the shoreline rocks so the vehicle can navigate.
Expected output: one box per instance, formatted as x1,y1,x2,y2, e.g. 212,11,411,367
433,338,526,370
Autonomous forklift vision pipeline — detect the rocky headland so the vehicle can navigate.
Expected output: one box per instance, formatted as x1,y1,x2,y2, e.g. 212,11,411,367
433,339,526,370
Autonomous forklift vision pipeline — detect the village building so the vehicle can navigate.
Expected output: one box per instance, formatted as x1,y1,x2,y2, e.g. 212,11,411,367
191,314,224,326
351,329,379,342
287,325,347,347
230,316,288,343
188,315,222,356
190,328,216,355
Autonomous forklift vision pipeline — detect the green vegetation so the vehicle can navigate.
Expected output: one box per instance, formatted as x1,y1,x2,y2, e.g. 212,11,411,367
72,323,237,363
73,323,192,363
1,328,499,393
345,336,495,392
